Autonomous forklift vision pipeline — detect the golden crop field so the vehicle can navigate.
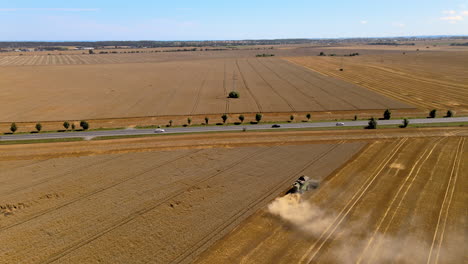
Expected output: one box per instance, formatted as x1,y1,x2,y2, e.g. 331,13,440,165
0,134,364,263
0,56,410,122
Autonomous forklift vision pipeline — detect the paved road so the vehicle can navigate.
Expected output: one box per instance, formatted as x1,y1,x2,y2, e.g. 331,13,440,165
1,117,467,142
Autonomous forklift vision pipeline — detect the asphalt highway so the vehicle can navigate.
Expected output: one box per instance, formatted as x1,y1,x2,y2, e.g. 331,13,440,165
1,117,467,142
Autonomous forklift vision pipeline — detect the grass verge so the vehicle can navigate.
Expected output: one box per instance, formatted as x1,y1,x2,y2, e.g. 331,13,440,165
0,137,84,145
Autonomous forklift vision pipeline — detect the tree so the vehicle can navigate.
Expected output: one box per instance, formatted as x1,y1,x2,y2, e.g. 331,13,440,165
10,122,17,133
383,109,391,120
290,115,295,122
204,116,209,125
367,117,377,129
239,115,245,123
401,118,409,128
169,120,173,127
429,109,437,118
228,91,240,98
255,113,263,123
354,115,358,121
306,113,311,121
71,123,75,130
63,121,70,130
446,110,454,118
222,114,228,124
187,117,192,125
319,52,325,56
35,123,42,132
80,120,89,130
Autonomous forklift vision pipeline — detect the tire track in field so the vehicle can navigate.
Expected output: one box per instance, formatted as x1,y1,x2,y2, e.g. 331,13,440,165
356,137,445,264
247,59,296,113
286,58,401,110
0,150,198,233
190,70,210,115
276,59,359,110
257,58,327,111
172,142,344,264
0,154,123,198
235,59,263,113
343,72,460,110
223,59,230,114
426,137,465,264
42,147,273,264
300,138,408,263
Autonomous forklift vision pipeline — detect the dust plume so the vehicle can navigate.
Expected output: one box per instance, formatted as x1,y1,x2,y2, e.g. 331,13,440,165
267,194,336,237
267,194,461,263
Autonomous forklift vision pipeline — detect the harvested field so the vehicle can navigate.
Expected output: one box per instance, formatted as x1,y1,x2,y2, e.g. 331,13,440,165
0,140,365,263
287,51,468,113
0,58,409,122
196,136,467,264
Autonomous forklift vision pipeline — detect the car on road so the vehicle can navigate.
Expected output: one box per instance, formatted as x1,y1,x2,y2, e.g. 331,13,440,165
272,124,281,128
154,128,165,133
336,122,345,126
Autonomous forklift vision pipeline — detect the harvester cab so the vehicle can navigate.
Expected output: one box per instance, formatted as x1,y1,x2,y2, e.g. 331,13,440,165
287,175,319,194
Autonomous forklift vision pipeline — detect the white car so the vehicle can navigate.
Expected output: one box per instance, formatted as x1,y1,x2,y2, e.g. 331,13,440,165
336,122,345,126
154,128,165,133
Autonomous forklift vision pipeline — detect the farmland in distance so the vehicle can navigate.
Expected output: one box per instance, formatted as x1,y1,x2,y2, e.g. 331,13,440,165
0,57,410,122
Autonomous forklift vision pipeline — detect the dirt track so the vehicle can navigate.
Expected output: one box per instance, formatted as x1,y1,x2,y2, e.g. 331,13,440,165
195,136,467,264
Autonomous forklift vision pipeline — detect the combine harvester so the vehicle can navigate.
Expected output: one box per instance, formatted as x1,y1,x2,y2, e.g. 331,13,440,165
286,176,319,195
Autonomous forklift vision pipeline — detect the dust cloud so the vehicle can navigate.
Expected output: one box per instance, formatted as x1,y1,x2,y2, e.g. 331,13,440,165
267,194,460,263
267,194,336,237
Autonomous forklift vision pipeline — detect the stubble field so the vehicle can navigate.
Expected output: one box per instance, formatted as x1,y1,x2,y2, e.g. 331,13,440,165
287,50,468,113
196,136,467,264
0,56,409,122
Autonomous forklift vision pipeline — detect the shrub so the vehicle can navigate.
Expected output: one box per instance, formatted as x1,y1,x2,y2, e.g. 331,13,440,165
306,113,311,121
401,118,409,128
221,114,228,124
10,122,17,133
169,120,173,127
239,115,245,123
319,52,326,56
187,117,192,125
446,110,454,118
354,115,358,121
367,117,377,129
228,91,240,98
63,121,70,130
35,123,42,132
255,113,263,123
80,120,89,130
383,109,391,120
429,109,437,118
71,123,75,130
290,115,295,122
205,117,209,125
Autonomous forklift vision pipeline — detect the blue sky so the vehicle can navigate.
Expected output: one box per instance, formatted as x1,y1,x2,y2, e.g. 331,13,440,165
1,0,467,41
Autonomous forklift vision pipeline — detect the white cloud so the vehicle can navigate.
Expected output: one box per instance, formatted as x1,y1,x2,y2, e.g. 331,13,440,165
461,11,468,16
392,22,405,28
360,20,368,24
0,8,99,12
443,10,456,15
440,15,464,21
